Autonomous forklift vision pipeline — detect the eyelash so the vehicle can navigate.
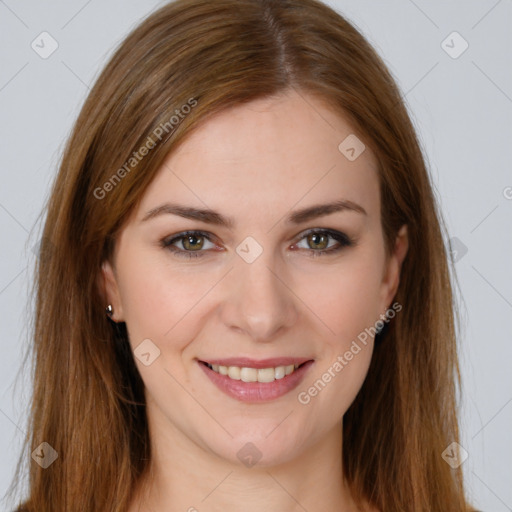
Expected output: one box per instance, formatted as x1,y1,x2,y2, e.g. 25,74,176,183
160,229,354,259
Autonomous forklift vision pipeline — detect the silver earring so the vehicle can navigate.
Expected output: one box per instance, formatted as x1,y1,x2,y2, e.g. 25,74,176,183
106,304,113,317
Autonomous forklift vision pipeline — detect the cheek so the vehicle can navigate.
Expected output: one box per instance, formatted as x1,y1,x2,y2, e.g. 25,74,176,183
297,254,385,345
118,235,386,351
294,264,380,422
291,247,384,408
116,251,223,355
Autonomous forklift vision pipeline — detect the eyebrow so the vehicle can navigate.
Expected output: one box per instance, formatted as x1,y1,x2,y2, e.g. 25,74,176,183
141,199,367,227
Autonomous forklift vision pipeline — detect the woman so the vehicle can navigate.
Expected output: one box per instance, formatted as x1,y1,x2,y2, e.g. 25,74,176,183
8,0,479,510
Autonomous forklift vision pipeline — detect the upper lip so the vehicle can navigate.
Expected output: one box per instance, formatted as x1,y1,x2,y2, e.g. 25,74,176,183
198,357,313,369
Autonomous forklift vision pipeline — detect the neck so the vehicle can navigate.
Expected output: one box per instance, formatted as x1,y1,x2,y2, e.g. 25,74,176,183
128,407,364,512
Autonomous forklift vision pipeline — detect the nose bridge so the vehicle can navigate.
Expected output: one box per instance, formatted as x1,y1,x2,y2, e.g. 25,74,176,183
222,243,298,341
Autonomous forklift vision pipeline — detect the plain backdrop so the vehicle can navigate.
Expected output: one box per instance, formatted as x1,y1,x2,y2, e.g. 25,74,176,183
1,1,511,510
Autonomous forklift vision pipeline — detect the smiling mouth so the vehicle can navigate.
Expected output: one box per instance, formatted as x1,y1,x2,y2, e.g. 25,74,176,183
199,361,310,383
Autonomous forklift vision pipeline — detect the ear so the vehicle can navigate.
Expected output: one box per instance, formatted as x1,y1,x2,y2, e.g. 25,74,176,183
98,260,124,322
379,224,409,311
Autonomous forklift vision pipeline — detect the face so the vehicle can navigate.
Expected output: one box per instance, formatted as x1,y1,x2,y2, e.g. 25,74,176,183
101,89,408,468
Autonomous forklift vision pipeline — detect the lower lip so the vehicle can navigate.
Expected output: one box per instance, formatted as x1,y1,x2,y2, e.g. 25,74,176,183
198,360,314,403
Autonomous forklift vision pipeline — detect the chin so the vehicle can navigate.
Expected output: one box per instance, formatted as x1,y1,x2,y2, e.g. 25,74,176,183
205,427,310,469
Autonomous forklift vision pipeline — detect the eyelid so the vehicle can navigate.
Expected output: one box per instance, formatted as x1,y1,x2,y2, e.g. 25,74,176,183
293,227,351,244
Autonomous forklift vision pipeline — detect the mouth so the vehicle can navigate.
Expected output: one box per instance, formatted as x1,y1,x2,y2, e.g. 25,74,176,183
197,357,314,402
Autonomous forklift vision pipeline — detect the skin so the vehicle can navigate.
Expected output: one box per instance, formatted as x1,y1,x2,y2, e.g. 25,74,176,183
101,88,408,512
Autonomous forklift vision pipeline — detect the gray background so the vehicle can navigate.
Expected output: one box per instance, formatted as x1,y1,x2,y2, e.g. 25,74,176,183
1,0,511,510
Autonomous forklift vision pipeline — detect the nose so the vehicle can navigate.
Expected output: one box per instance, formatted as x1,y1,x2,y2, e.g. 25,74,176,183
220,249,299,343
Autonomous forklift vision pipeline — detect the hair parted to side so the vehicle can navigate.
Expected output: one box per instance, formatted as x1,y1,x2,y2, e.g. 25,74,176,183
7,0,476,510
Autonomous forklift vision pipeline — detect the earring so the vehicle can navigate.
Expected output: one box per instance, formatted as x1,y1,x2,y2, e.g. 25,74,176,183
106,304,114,318
375,320,389,342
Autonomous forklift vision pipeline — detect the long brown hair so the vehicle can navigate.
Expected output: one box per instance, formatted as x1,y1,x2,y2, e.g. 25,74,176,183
7,0,476,510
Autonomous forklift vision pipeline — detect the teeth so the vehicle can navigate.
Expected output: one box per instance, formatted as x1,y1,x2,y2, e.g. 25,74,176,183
206,363,300,382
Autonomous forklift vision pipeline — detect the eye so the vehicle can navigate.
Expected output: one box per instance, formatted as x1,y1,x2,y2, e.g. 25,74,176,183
292,229,354,257
160,230,217,259
160,228,354,260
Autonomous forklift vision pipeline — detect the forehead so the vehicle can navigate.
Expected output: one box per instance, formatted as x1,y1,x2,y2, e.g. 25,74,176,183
136,89,380,225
